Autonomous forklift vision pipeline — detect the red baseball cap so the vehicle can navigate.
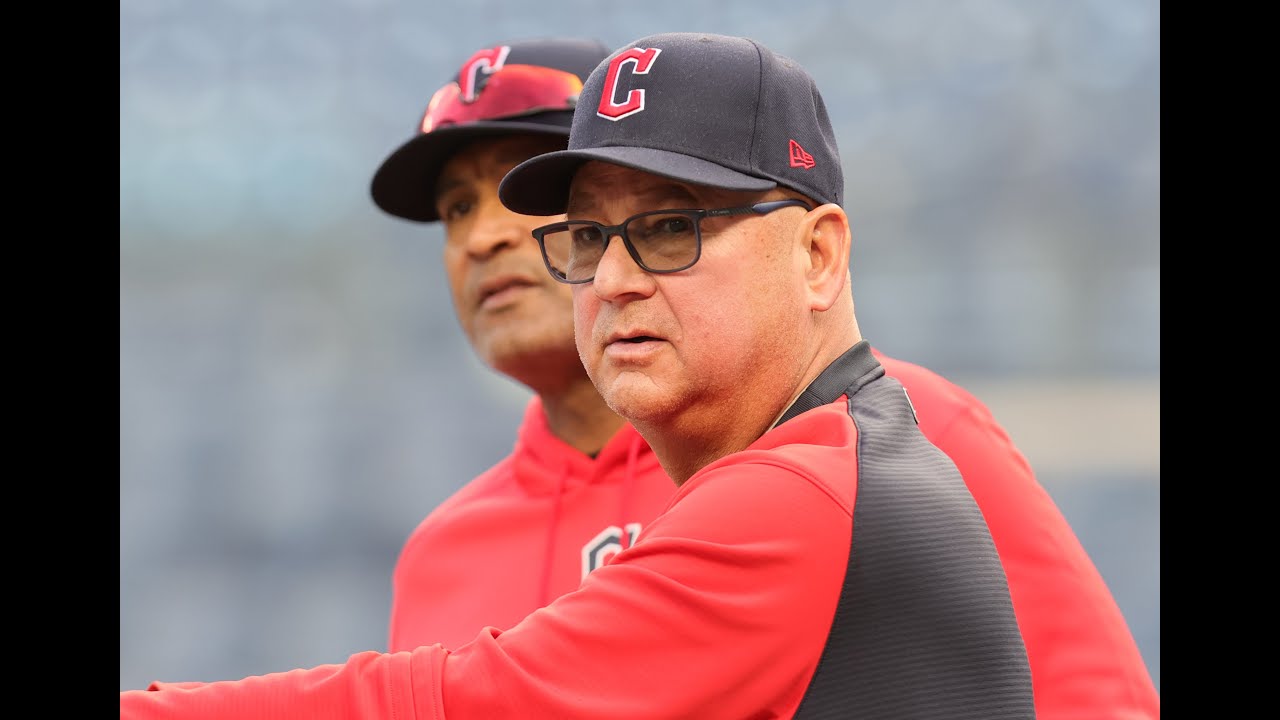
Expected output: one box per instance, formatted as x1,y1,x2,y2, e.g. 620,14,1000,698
371,37,612,223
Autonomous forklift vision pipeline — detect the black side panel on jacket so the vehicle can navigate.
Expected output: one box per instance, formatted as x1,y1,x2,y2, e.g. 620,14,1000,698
790,341,1035,720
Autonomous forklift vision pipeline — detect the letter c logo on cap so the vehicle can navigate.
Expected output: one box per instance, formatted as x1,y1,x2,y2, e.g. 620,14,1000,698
459,45,511,102
597,47,662,121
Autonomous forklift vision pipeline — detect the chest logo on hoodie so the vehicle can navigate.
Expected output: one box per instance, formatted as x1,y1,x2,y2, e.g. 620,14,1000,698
581,522,642,579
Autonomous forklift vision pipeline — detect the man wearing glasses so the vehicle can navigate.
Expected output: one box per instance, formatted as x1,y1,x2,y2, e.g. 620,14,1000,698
121,33,1157,719
372,36,1154,720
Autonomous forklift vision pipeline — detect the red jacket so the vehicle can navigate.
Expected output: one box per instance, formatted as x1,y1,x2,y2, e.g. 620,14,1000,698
390,349,1157,717
123,346,1157,718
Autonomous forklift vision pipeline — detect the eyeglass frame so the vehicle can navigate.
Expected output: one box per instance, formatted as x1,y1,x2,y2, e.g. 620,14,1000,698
531,199,814,284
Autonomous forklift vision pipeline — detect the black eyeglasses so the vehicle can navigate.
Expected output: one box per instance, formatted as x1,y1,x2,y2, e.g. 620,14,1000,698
531,199,813,284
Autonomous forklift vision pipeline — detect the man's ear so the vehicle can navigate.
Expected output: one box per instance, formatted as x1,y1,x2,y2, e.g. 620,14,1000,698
799,204,851,312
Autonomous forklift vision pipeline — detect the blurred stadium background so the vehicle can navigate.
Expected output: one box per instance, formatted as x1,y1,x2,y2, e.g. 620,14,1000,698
120,0,1159,693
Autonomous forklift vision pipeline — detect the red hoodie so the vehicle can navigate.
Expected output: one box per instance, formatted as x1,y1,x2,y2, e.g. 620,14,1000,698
123,347,1158,718
387,399,669,651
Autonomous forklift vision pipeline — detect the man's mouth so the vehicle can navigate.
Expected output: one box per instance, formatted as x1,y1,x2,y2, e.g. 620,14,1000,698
477,276,535,307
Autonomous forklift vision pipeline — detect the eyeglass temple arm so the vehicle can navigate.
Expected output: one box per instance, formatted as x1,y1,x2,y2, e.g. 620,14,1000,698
703,199,813,218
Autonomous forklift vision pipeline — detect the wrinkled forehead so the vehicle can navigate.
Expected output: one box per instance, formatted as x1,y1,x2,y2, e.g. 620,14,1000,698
566,162,743,217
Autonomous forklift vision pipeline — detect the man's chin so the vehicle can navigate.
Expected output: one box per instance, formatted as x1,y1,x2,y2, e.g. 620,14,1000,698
484,338,581,381
597,374,682,427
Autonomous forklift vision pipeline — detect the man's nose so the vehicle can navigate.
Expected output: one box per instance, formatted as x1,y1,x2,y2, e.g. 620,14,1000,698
591,232,654,299
466,200,532,257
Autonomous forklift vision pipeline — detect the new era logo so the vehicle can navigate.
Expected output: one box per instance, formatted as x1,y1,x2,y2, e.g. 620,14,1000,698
789,140,815,169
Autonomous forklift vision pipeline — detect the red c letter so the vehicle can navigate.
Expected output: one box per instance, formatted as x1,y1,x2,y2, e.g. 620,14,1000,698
597,47,662,121
459,45,510,101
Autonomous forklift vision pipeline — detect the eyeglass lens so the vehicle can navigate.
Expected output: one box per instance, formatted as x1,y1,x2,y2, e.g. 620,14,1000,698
537,200,812,284
541,211,701,282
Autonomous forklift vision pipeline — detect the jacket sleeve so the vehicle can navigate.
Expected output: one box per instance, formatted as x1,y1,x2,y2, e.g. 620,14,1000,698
120,649,443,719
122,462,851,720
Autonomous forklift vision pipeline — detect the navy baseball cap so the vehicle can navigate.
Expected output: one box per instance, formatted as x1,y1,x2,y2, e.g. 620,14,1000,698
370,37,612,222
498,32,843,216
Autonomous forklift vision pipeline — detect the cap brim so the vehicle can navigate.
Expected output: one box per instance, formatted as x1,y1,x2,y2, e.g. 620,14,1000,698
370,114,574,223
499,146,778,216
